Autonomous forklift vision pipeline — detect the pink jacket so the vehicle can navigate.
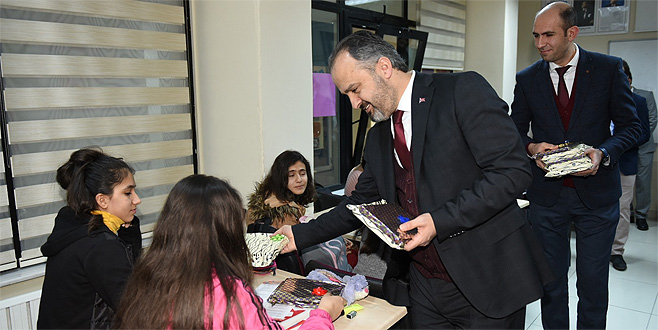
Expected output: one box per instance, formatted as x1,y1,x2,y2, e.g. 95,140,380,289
205,275,334,330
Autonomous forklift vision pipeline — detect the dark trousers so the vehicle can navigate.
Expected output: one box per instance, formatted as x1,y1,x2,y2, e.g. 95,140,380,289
408,265,526,329
528,187,619,329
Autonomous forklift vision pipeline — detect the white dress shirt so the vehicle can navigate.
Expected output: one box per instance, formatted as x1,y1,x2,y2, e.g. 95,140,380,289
391,71,415,167
548,44,580,96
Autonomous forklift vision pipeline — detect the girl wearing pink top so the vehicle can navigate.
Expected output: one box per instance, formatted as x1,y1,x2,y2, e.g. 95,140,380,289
115,175,343,329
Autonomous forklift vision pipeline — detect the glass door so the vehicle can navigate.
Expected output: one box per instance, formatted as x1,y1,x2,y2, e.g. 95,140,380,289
311,1,427,192
311,8,340,189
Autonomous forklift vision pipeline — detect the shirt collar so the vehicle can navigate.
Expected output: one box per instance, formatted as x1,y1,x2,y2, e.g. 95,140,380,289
396,70,415,112
549,43,580,72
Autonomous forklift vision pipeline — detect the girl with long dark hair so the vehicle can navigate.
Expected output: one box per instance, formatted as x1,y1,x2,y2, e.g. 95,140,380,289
115,175,344,329
247,150,353,272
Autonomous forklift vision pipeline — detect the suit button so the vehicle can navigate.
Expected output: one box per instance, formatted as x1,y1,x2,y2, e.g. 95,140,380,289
406,179,412,184
407,198,413,204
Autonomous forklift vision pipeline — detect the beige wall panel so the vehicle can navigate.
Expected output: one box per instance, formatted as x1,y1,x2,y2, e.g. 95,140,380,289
4,87,189,110
0,0,184,24
137,194,167,216
9,113,191,143
0,19,185,51
1,54,188,78
12,140,193,176
17,214,55,240
133,165,194,188
14,183,62,209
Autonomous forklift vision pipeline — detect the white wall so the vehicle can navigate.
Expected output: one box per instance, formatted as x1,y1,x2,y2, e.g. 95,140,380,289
190,0,313,200
464,0,519,105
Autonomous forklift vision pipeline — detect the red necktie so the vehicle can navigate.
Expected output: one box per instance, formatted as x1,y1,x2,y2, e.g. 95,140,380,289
556,65,571,108
393,110,412,170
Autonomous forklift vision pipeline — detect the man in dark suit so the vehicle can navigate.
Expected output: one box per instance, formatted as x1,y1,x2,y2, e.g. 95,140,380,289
632,79,657,231
277,30,552,328
611,60,651,271
510,2,641,329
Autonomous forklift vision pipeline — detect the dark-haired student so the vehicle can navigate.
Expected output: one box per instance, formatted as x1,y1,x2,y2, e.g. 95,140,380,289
247,150,352,272
115,174,344,329
37,147,142,329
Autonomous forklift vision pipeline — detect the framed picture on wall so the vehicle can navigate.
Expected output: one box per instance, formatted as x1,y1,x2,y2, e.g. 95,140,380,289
597,0,629,33
542,0,630,35
575,0,597,34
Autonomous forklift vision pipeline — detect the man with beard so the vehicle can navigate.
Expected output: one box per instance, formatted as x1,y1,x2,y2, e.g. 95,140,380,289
510,2,640,328
276,30,553,328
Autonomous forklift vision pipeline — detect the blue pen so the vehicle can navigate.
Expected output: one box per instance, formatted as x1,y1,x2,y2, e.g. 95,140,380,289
398,215,410,223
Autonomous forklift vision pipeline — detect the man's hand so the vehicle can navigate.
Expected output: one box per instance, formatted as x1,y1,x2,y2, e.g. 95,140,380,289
397,213,437,251
274,225,298,253
528,142,559,171
317,294,347,321
572,147,602,176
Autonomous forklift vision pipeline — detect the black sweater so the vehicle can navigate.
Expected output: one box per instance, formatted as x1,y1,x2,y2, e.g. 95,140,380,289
37,206,141,329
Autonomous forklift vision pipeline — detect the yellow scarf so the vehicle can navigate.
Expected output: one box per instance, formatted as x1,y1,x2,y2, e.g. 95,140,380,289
91,210,124,234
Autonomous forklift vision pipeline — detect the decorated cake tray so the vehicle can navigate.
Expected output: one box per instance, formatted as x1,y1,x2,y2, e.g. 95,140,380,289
346,200,417,250
532,142,594,178
245,233,289,268
267,278,344,308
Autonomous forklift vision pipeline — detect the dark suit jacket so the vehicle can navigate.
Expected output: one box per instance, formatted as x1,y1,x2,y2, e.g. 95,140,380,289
618,93,651,175
294,71,552,318
511,47,642,209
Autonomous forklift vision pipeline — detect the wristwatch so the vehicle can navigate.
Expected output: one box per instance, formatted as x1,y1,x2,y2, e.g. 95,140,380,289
599,147,610,166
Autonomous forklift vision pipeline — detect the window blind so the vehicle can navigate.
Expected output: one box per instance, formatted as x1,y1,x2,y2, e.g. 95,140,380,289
0,0,195,270
0,138,15,272
417,0,466,71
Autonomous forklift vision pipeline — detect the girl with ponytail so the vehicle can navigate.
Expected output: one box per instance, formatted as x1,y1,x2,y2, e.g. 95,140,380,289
37,147,142,329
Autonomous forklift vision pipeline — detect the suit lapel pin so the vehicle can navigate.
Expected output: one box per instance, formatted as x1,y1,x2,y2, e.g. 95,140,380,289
419,97,426,104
